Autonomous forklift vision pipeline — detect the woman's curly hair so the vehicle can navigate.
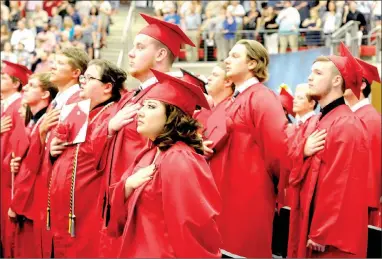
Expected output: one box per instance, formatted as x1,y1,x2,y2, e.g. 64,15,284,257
153,103,204,155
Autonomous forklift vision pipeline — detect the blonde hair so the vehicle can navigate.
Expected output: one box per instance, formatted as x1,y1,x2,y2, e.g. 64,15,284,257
236,39,269,82
60,47,90,74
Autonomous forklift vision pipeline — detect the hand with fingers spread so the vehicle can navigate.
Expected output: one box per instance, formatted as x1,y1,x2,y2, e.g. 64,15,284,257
124,164,156,198
108,103,141,136
1,116,12,134
10,156,22,174
203,140,214,157
50,137,69,158
307,239,326,252
304,129,327,158
39,108,60,141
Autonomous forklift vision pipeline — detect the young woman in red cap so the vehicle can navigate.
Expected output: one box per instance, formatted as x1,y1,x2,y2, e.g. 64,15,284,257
8,72,58,258
287,42,369,258
0,60,32,258
107,69,221,258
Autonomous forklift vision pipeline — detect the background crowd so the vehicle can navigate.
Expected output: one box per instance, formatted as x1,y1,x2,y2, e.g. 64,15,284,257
1,0,120,72
151,0,380,61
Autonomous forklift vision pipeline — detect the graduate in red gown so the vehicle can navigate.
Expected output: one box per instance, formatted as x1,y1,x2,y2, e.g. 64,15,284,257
343,58,381,228
11,48,90,258
97,14,195,257
107,69,221,258
204,40,289,258
287,42,370,258
43,60,126,258
9,73,58,258
0,61,32,258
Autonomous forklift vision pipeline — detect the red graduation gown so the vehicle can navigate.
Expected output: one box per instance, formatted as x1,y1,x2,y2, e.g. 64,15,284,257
10,112,47,258
1,95,23,258
355,104,381,227
210,82,289,258
42,101,116,258
97,87,157,257
288,105,369,258
193,107,212,133
108,141,222,258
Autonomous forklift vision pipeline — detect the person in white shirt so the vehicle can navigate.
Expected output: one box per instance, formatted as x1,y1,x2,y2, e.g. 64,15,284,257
276,0,301,53
31,3,49,33
227,0,246,26
10,20,35,53
292,83,317,125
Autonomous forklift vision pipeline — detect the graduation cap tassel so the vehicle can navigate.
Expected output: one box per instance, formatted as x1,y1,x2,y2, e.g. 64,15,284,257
70,214,76,237
46,208,51,230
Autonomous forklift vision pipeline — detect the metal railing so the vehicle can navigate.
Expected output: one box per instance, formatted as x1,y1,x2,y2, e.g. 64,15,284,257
117,4,135,68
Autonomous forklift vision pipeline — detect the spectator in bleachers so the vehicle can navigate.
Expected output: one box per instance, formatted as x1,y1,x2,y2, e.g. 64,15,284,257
294,1,313,23
227,0,245,29
27,19,37,37
75,0,93,19
200,8,217,60
8,1,21,32
43,0,62,17
59,32,73,49
344,1,367,45
243,1,261,39
36,23,57,52
50,24,62,43
223,8,237,58
34,50,52,73
14,42,31,68
31,3,49,33
1,24,10,50
72,25,87,50
301,8,322,48
164,5,181,25
50,6,63,30
1,1,10,28
25,0,42,19
183,2,201,62
1,41,17,63
356,1,373,31
260,5,279,54
67,3,81,25
58,1,70,19
81,16,97,59
62,16,75,41
322,1,342,36
99,0,112,46
10,20,35,53
276,0,300,53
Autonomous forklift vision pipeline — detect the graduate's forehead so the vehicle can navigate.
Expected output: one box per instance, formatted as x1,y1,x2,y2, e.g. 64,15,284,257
133,34,155,46
228,44,247,57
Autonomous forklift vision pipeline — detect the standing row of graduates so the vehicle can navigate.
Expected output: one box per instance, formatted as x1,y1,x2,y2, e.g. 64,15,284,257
1,12,381,258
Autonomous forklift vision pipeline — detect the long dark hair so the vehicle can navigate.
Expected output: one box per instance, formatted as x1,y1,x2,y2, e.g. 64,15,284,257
153,103,204,155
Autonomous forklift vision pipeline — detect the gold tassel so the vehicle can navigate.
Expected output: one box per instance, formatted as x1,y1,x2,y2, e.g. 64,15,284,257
46,208,51,230
68,213,72,234
70,215,76,237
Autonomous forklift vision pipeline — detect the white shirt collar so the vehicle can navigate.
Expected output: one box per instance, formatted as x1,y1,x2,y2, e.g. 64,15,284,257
53,84,80,109
1,92,22,112
140,71,184,90
295,110,316,124
236,77,260,94
351,98,370,112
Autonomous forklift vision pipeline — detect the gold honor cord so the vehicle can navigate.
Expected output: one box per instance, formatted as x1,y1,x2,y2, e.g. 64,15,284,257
47,101,115,235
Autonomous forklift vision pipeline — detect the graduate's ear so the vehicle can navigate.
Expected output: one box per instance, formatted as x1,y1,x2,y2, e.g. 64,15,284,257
247,59,257,71
155,48,168,63
41,90,50,101
72,68,82,80
103,82,113,95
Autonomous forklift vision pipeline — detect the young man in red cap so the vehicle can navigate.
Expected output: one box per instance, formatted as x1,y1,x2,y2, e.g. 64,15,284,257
107,69,221,257
344,58,381,228
204,39,289,258
0,60,32,258
97,13,196,257
287,42,369,258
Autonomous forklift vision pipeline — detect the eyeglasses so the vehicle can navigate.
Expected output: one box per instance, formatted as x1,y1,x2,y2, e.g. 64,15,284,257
79,75,104,85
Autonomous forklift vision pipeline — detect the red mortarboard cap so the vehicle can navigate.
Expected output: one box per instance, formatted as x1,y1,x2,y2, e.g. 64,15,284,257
279,88,295,117
328,42,363,98
139,13,195,57
2,60,32,86
204,107,229,152
148,69,210,116
180,68,207,94
355,58,381,85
